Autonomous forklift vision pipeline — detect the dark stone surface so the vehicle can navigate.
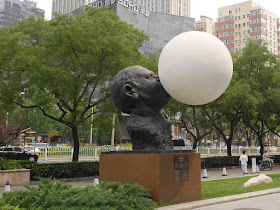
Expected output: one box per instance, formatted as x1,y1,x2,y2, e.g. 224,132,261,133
111,65,174,151
101,150,196,155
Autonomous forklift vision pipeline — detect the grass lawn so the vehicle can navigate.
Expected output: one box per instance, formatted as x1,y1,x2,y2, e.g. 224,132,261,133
202,174,280,200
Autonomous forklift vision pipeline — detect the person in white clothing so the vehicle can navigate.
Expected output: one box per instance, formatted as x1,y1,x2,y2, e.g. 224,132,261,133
239,150,248,175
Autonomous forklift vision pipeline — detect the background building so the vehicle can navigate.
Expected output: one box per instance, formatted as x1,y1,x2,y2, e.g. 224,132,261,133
52,0,85,18
65,0,194,56
52,0,190,18
194,15,215,36
0,0,44,28
133,0,190,17
216,0,279,56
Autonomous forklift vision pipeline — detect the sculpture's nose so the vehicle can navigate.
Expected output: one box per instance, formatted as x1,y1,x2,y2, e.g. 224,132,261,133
155,75,160,82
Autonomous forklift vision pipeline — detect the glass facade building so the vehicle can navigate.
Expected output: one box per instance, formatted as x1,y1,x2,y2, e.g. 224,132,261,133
0,0,44,28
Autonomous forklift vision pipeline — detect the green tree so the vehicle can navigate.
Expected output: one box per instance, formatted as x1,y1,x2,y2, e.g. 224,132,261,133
234,40,280,155
165,100,212,149
9,107,62,135
93,112,122,145
0,117,21,146
0,7,148,161
203,72,255,156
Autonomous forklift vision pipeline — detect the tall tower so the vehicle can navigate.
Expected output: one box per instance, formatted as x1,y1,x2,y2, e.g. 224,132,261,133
217,0,279,56
52,0,88,18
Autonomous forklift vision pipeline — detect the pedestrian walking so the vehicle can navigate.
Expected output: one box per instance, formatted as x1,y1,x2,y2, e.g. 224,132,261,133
239,150,248,175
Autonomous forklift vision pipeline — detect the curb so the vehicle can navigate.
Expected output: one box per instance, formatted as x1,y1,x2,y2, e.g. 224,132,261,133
30,176,95,185
157,187,280,210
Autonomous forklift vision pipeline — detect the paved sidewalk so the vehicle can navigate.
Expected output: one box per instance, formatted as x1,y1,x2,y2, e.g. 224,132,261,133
201,164,280,181
158,188,280,210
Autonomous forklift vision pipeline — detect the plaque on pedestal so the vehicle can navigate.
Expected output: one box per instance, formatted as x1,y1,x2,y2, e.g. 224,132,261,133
99,150,201,205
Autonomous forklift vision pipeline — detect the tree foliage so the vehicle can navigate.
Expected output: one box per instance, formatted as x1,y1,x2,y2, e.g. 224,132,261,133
0,7,149,161
234,40,280,155
203,72,255,156
94,113,122,145
0,117,21,146
165,99,212,149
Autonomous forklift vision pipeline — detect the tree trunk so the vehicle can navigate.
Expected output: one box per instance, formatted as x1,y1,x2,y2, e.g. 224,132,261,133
226,140,232,156
193,138,199,149
192,137,204,150
246,138,251,147
71,126,80,162
258,135,264,156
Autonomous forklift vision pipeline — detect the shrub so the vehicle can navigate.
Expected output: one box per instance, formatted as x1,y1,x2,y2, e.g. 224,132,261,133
271,155,280,163
0,178,158,210
16,161,99,180
0,159,23,170
201,155,264,168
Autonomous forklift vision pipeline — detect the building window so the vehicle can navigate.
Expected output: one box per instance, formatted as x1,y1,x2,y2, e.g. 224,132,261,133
229,10,232,14
220,12,222,17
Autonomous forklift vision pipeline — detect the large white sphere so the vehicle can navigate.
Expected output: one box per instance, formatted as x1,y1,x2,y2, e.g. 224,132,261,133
158,31,233,105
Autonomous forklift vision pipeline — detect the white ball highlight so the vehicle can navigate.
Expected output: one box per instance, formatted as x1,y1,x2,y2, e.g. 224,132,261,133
158,31,233,105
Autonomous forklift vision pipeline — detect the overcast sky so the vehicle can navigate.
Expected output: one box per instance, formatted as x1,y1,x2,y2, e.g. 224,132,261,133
37,0,280,21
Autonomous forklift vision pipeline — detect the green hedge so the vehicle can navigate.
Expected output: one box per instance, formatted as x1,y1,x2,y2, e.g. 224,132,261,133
0,159,23,170
201,155,280,168
7,160,99,181
33,161,98,180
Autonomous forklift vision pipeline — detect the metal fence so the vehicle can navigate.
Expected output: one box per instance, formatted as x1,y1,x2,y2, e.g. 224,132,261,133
24,145,132,161
198,147,260,156
23,145,280,161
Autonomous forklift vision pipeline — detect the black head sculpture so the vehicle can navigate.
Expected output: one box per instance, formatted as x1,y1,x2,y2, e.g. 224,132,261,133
111,65,173,151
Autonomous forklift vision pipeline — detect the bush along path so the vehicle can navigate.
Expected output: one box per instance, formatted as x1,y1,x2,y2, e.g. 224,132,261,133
0,178,158,210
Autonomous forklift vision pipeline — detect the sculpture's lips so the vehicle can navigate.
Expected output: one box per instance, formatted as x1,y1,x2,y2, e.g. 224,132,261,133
157,78,171,99
157,82,171,106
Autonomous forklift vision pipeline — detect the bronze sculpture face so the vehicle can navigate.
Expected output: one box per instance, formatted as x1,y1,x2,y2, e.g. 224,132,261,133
111,65,173,151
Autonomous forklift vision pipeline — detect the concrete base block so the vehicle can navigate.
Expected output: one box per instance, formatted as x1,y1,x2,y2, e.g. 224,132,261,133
0,169,31,186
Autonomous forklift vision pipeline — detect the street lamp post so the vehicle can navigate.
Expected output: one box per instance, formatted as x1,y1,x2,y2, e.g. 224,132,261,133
90,107,93,144
111,113,116,151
